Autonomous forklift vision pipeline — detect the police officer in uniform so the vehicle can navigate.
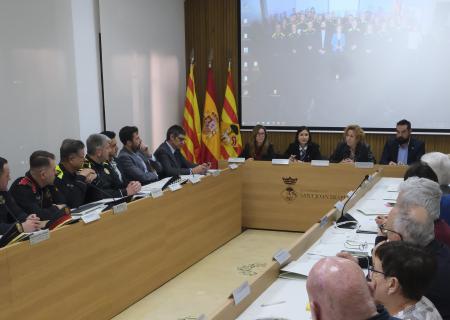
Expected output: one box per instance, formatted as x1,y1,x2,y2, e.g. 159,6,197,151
0,157,41,235
10,151,69,224
54,139,97,208
84,134,141,203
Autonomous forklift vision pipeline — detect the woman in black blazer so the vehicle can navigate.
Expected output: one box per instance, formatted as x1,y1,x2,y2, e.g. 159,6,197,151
330,125,375,163
240,125,275,161
284,126,322,162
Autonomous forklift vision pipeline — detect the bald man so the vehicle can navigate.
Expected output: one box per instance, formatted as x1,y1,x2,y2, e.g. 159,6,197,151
307,257,398,320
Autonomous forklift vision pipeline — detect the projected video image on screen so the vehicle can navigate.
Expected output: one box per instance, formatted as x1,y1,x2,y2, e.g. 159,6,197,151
240,0,450,130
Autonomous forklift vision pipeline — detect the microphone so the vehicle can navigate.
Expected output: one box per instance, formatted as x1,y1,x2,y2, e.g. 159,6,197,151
2,202,22,225
88,182,118,201
336,174,370,229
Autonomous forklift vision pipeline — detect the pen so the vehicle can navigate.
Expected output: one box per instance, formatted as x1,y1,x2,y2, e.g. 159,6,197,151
261,300,286,307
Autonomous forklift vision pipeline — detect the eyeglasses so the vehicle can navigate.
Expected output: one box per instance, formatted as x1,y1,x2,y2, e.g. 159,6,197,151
367,266,386,281
344,239,368,251
379,224,403,241
176,136,186,142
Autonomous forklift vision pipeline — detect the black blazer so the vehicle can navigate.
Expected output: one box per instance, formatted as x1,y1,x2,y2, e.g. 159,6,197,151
330,141,376,163
154,142,197,178
240,143,275,161
283,142,322,162
0,191,28,235
379,137,425,165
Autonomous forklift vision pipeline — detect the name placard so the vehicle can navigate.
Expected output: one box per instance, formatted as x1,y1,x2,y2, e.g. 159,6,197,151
272,159,289,165
273,249,291,266
188,176,201,184
82,212,101,224
355,162,374,169
150,188,163,198
232,281,251,305
169,183,182,192
228,157,245,163
319,215,329,228
311,160,330,167
334,201,345,211
113,202,128,214
29,229,50,245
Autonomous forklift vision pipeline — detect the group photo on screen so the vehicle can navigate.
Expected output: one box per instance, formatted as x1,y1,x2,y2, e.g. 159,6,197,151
240,0,450,130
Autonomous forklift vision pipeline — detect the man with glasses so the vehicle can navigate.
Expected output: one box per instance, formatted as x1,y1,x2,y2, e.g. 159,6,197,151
339,177,450,319
369,241,441,319
307,257,399,320
154,125,209,178
54,139,97,208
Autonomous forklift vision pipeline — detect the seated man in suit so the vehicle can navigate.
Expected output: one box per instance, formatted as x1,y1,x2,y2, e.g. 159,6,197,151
380,119,425,165
84,134,141,203
10,151,69,223
0,157,41,234
117,126,161,185
154,125,209,178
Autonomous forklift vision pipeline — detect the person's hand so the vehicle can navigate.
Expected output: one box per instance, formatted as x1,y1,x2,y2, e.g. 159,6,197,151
375,215,387,227
246,158,254,161
78,168,96,183
388,161,397,166
192,163,209,175
336,251,359,264
26,214,40,221
341,158,353,164
140,142,151,156
21,219,41,233
77,168,94,178
289,155,297,163
85,171,97,184
126,181,141,195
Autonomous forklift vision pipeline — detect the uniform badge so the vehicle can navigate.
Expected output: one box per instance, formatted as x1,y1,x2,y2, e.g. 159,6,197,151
104,168,110,175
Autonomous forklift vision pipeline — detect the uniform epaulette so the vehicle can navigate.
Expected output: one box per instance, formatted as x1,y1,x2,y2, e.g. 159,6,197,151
18,176,37,193
55,165,64,179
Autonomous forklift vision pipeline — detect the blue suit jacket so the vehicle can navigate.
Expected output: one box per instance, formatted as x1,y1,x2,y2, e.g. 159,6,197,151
380,137,425,165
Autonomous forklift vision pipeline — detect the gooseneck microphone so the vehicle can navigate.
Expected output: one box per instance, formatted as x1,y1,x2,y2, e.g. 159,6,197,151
336,174,370,229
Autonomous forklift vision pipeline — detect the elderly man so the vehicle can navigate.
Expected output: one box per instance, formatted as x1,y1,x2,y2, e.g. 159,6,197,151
84,134,141,203
307,257,397,320
339,177,450,319
369,241,441,319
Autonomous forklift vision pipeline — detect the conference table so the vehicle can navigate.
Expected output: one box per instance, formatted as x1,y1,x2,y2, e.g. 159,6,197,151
0,161,406,320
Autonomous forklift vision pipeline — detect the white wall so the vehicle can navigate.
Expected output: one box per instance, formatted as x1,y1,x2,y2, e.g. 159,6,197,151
1,0,186,181
0,0,84,179
99,0,186,150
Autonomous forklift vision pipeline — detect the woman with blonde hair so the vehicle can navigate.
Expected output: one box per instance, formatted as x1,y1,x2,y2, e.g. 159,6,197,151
330,124,375,163
240,125,275,161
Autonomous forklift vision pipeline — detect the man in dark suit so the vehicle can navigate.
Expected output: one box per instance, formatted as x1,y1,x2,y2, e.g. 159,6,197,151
380,119,425,165
117,126,162,185
154,125,209,178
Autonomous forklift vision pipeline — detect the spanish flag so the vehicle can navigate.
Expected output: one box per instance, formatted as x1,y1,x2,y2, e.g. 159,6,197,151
200,63,221,168
220,62,242,159
181,62,202,163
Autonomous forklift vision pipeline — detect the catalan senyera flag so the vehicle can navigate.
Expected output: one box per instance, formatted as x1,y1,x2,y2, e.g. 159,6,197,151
181,62,202,163
220,63,242,159
200,64,221,169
